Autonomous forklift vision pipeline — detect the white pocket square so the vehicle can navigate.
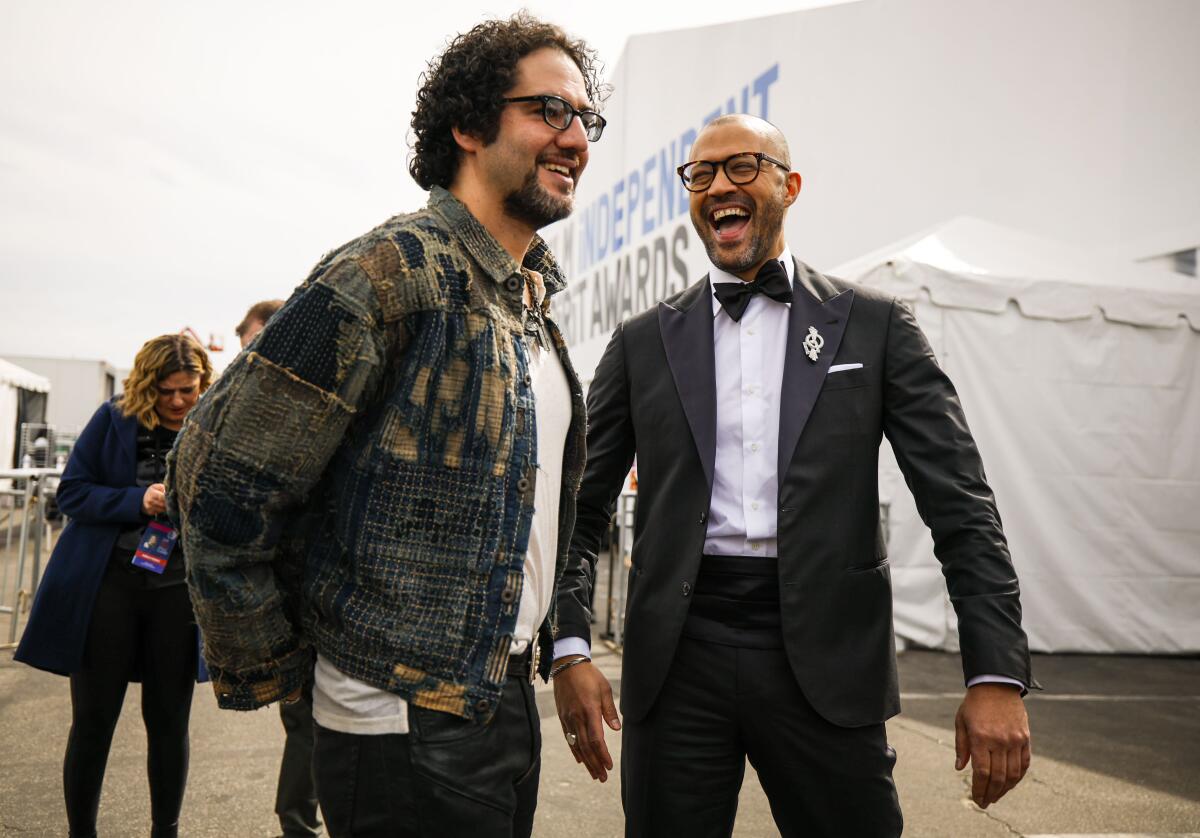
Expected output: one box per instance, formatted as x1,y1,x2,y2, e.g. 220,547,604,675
827,363,863,373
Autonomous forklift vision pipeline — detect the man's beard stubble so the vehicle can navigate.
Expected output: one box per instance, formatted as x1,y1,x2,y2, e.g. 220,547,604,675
504,167,573,230
698,190,787,275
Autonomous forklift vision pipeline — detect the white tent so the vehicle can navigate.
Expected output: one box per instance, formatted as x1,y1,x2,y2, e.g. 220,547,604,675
835,218,1200,654
0,358,52,473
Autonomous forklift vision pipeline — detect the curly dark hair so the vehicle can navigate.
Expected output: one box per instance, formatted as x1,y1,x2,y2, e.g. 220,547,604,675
409,12,607,191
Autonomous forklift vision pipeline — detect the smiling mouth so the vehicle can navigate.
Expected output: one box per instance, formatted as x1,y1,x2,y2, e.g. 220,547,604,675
709,205,752,242
540,160,575,189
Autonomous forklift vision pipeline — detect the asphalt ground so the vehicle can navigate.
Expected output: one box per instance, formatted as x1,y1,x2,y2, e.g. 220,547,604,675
2,534,1199,836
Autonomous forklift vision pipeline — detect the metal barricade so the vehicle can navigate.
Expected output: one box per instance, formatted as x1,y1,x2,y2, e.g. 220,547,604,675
0,468,62,649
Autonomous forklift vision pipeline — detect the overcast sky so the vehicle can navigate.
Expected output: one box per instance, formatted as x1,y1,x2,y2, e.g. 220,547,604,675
0,0,845,373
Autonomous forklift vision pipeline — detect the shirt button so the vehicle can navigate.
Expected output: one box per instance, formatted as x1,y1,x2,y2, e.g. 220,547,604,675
750,443,760,452
750,542,761,551
746,327,756,335
751,502,759,511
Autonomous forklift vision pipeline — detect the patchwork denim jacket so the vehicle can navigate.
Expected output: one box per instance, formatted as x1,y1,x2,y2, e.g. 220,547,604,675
168,187,586,722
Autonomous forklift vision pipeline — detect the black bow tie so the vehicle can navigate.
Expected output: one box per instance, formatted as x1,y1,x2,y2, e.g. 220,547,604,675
712,260,793,322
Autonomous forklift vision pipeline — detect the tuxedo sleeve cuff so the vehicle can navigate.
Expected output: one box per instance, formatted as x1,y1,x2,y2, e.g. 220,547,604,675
553,637,591,662
968,674,1027,696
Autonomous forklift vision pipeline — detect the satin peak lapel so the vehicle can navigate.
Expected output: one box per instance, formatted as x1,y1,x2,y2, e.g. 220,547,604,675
778,261,855,478
659,279,717,492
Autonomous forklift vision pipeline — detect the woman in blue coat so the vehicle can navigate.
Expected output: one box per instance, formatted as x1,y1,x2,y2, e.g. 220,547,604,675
17,334,213,838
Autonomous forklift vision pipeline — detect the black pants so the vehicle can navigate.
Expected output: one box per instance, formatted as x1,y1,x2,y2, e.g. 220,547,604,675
622,636,903,838
64,565,196,838
277,682,322,837
313,676,541,838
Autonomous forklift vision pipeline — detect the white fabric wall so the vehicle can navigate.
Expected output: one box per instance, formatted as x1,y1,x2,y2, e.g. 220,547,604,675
882,279,1200,654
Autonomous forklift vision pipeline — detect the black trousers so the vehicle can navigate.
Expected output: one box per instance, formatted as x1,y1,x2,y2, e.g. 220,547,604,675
622,636,903,838
313,675,541,838
277,681,322,837
63,565,196,838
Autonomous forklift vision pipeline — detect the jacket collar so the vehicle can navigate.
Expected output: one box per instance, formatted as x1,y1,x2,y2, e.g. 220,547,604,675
657,256,854,491
427,187,567,298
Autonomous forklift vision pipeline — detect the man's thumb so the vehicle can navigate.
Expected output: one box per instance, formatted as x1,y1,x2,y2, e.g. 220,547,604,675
603,690,621,731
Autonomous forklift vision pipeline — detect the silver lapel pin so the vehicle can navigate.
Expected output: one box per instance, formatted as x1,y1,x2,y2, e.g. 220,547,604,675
803,326,824,362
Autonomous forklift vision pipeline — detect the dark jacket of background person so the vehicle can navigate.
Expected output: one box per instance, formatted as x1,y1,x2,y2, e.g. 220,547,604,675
168,187,586,719
16,399,208,681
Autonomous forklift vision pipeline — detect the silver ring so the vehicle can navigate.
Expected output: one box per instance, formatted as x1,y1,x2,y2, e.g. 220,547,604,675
565,731,578,747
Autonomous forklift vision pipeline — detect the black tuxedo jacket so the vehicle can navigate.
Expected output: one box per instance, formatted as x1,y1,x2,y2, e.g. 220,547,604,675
557,259,1034,728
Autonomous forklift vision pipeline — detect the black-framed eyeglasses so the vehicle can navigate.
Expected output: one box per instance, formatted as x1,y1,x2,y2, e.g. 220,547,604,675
676,152,790,192
503,95,607,142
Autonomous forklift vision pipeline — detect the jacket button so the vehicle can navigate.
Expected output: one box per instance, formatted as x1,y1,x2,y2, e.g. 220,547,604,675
524,374,532,386
505,275,523,293
475,698,491,713
699,512,706,524
681,581,692,597
500,588,516,603
517,477,531,492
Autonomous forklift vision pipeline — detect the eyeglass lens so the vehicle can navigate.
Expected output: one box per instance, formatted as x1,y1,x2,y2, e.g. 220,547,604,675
543,96,604,141
682,154,764,191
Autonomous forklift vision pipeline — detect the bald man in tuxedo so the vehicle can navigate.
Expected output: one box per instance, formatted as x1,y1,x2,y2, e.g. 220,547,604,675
550,114,1036,837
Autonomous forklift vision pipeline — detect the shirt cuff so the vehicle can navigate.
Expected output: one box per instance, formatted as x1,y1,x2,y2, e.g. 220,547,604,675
967,674,1026,693
553,636,591,662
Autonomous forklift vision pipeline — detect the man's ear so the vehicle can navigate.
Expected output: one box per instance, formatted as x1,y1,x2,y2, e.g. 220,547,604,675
451,125,483,154
783,171,802,207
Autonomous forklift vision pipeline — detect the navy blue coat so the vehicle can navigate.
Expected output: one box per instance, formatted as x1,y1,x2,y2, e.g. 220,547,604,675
15,399,208,681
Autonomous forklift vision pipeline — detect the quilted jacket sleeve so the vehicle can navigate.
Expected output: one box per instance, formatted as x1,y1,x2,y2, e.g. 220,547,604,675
167,257,392,709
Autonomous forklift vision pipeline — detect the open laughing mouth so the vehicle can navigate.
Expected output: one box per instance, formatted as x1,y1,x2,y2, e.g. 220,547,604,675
708,203,752,243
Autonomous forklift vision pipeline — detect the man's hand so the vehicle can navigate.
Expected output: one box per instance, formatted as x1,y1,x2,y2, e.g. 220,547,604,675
552,656,621,782
955,683,1031,808
142,483,167,516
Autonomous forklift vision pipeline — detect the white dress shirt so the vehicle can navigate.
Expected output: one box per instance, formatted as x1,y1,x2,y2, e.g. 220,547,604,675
703,249,795,557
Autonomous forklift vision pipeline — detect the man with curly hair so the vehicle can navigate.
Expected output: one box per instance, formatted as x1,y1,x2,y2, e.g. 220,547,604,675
169,13,607,836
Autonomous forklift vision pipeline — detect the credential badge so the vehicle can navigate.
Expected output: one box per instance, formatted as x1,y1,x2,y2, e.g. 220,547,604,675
803,326,824,362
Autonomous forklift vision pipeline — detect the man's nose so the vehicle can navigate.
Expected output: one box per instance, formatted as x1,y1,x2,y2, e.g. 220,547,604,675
708,165,738,196
557,115,589,152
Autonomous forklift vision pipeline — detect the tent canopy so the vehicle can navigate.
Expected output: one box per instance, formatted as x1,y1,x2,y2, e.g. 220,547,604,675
0,358,51,393
836,219,1200,655
0,358,52,471
835,216,1200,330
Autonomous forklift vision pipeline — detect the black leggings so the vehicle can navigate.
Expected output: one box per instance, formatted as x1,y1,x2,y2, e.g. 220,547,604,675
64,564,197,838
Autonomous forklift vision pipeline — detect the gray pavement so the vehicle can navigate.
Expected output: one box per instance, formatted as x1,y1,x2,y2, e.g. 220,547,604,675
3,639,1198,836
2,531,1199,836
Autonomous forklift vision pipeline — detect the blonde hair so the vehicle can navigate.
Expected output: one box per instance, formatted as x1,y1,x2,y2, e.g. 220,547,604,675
118,334,214,429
